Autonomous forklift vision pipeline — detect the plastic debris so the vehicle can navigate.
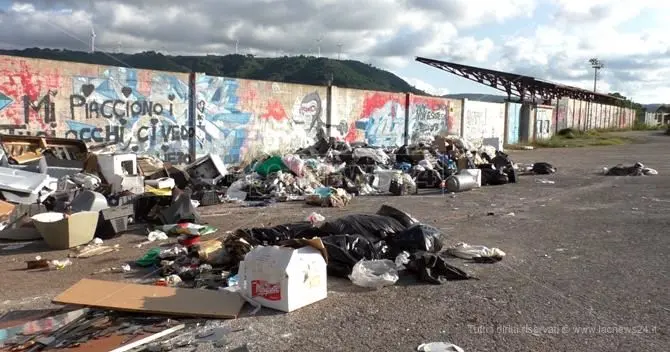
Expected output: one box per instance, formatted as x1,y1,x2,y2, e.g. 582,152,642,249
92,264,132,275
306,212,325,225
136,230,169,248
446,243,506,261
417,342,465,352
395,251,410,270
165,274,183,286
136,248,161,267
227,274,239,287
49,259,72,270
148,230,169,241
158,223,217,236
348,259,399,288
159,245,188,259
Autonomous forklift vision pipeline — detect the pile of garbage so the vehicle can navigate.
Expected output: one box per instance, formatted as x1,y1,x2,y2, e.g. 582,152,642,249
0,130,533,250
123,204,506,309
602,162,658,176
218,131,524,204
0,134,216,249
0,133,514,351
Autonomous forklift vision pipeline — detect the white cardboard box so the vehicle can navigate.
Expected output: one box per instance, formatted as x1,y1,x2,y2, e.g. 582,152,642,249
238,238,328,313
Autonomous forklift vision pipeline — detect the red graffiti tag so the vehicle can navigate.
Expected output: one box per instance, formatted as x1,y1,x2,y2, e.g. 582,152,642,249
261,99,287,121
0,59,61,129
344,121,358,143
239,82,258,111
360,92,405,118
137,70,153,98
412,96,446,111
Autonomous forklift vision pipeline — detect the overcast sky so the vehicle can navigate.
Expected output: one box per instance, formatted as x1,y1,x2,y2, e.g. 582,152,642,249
0,0,668,103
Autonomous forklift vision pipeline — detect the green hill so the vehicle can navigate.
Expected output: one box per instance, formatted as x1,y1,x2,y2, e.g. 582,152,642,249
0,48,427,95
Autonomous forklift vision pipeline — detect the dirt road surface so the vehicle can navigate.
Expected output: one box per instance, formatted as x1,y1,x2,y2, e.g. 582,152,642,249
1,131,668,351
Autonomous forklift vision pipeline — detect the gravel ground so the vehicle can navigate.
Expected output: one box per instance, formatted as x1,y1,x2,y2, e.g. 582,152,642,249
1,131,668,351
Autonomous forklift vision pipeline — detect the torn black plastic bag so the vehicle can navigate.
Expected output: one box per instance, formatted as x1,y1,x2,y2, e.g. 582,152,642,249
319,214,406,242
235,222,327,246
480,168,509,186
532,162,556,175
376,205,419,228
321,234,384,277
388,224,443,256
407,251,473,284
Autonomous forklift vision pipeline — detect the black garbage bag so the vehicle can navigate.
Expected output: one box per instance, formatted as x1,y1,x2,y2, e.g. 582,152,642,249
321,234,383,277
319,214,406,242
387,224,443,255
480,168,509,186
491,151,513,170
395,145,413,164
235,222,326,246
415,169,443,188
376,205,418,228
605,163,645,176
532,162,556,174
505,166,517,183
407,251,473,284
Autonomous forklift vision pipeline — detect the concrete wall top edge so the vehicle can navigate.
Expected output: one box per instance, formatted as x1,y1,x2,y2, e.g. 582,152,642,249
0,54,191,78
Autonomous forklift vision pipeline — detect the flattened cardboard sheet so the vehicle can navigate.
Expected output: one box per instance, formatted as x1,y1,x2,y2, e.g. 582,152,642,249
53,279,245,319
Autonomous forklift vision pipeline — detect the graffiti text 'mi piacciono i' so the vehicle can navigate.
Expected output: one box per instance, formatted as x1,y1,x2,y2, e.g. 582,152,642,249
69,93,175,121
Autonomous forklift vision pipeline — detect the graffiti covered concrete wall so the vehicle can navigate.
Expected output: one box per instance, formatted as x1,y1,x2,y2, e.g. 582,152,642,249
556,98,569,131
0,55,640,162
334,88,406,147
461,99,506,147
560,98,635,131
506,102,522,145
194,75,327,163
408,95,462,144
0,55,192,163
534,106,554,140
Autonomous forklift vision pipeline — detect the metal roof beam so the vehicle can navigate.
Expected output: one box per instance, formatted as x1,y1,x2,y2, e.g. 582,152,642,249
416,56,624,105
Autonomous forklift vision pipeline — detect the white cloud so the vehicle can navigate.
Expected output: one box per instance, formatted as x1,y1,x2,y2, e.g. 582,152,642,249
404,77,450,96
497,1,670,103
0,0,515,62
1,0,669,103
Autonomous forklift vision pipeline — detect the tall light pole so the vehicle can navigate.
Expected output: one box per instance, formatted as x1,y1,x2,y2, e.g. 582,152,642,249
589,58,604,92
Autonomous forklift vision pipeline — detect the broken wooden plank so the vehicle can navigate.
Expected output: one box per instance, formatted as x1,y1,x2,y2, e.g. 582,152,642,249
109,324,185,352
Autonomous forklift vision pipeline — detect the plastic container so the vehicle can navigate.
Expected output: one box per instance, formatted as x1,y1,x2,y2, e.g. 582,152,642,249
458,169,482,187
31,211,99,249
445,174,476,193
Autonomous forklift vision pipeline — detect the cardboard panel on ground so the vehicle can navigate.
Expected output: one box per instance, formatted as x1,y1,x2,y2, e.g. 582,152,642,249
52,279,245,319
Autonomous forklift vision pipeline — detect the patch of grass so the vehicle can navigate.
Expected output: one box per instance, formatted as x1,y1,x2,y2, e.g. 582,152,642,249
530,130,631,148
632,121,666,131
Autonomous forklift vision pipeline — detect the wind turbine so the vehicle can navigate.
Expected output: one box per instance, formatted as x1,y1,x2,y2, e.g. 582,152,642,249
316,35,323,57
88,0,95,53
90,26,96,53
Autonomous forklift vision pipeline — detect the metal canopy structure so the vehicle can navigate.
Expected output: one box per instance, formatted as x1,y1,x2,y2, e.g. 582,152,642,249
416,56,624,105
